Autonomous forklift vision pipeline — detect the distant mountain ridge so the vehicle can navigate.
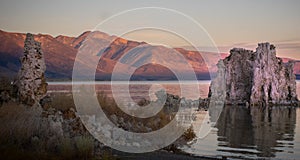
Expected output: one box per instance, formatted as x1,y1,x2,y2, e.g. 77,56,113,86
0,29,299,80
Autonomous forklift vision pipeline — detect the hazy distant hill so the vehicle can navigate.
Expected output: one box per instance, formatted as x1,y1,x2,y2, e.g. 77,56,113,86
0,29,299,80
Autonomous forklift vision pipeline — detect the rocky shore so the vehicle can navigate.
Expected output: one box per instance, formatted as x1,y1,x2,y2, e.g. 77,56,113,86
0,33,211,159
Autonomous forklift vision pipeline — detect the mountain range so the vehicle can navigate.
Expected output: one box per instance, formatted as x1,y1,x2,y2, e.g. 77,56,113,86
1,29,299,80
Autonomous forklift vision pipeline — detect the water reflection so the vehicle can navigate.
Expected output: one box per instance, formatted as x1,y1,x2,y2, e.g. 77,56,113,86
216,105,296,158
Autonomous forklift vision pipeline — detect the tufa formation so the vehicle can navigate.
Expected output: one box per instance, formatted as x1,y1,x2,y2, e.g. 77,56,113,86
209,43,298,106
17,33,47,106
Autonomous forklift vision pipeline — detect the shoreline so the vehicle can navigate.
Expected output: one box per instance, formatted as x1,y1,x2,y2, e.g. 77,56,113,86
111,149,225,160
47,80,212,85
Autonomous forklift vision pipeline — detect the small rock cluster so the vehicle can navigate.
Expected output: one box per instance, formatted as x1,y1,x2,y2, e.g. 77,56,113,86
41,107,88,138
155,90,207,112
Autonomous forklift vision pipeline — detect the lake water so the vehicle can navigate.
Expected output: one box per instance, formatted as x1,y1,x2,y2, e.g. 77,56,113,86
48,81,300,159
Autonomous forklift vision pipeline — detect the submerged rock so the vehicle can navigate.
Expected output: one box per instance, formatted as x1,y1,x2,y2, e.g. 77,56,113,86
209,43,298,106
17,33,47,106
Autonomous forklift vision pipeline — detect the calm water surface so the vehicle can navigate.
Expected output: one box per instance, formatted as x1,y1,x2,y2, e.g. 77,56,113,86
48,81,300,159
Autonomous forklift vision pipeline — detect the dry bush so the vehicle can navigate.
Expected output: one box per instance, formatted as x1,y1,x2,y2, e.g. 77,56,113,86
182,126,197,141
102,149,117,160
74,135,94,159
0,101,96,159
0,76,12,91
0,102,45,145
0,76,13,106
49,93,76,111
0,102,57,159
58,137,76,160
163,126,197,153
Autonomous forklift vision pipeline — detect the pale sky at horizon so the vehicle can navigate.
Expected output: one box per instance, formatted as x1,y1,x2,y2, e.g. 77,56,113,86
1,0,300,59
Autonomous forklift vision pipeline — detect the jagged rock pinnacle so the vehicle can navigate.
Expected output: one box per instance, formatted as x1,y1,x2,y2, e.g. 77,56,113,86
17,33,47,106
209,42,298,106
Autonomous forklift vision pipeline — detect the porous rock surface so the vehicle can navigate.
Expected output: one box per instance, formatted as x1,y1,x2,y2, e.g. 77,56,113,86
17,33,47,106
209,43,298,106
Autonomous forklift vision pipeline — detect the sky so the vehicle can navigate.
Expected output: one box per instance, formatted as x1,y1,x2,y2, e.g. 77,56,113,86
0,0,300,59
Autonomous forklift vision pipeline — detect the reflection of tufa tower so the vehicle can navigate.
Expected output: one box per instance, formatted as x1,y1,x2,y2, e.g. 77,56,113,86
250,107,296,157
17,33,47,106
216,106,296,157
209,43,298,106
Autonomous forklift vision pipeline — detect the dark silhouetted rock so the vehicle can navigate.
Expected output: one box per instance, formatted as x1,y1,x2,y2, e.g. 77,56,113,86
209,43,298,106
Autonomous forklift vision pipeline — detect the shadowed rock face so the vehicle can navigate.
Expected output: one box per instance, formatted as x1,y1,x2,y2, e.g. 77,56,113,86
17,33,47,106
209,43,298,106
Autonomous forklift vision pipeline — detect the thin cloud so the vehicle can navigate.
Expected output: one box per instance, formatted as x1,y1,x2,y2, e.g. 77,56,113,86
181,40,300,59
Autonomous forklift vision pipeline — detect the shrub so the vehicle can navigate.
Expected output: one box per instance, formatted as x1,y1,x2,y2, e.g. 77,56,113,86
74,135,94,159
58,137,76,160
0,102,44,146
182,126,197,141
0,76,12,92
0,102,56,159
50,93,75,111
102,149,117,160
